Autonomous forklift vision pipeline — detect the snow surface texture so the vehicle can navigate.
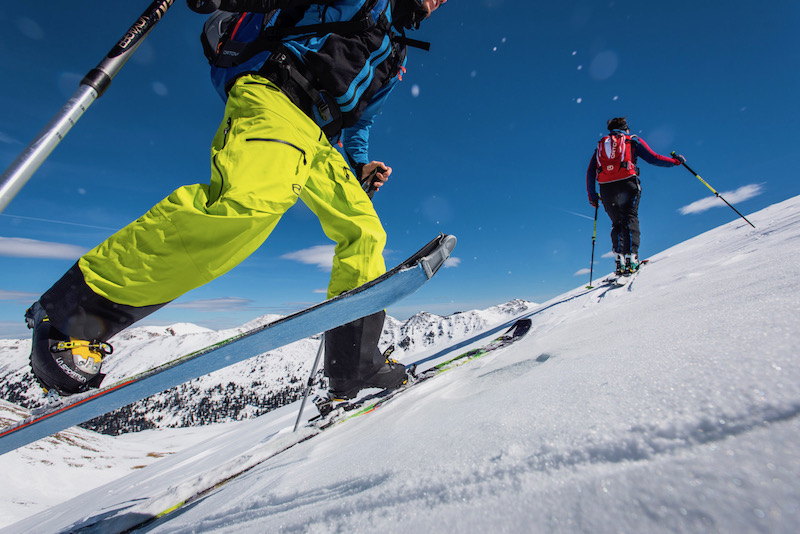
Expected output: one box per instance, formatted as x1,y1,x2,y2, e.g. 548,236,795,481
3,196,800,533
0,299,533,524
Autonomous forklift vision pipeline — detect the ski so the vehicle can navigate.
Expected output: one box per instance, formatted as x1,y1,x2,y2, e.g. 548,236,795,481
314,318,533,425
59,317,532,533
126,318,533,531
0,234,456,456
612,273,635,286
602,259,649,287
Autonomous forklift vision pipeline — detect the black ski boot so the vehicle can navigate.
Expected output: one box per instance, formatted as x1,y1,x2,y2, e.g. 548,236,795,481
327,356,407,400
25,302,110,395
325,311,407,400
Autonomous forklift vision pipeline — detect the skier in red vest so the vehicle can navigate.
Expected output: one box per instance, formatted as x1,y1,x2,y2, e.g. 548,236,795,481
586,117,685,276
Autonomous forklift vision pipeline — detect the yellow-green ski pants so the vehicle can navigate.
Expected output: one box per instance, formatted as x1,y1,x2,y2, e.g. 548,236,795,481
78,74,387,308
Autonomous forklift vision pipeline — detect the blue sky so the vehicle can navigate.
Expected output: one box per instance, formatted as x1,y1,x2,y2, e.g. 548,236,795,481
1,1,798,338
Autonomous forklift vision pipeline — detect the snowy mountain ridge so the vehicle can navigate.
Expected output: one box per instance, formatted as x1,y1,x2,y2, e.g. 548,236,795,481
0,299,535,433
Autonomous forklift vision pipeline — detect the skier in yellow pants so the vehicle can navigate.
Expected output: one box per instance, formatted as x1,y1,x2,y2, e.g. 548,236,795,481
25,0,449,399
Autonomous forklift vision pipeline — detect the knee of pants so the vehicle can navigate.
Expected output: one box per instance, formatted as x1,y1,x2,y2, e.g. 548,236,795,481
354,223,387,252
343,222,387,274
328,228,387,298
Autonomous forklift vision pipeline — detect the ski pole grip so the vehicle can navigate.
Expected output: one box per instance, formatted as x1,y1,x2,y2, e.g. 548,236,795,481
671,151,694,174
362,170,377,199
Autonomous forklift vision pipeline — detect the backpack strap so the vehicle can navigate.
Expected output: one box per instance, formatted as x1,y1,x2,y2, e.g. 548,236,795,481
259,52,343,138
261,0,430,50
262,0,381,39
392,34,430,51
261,14,375,39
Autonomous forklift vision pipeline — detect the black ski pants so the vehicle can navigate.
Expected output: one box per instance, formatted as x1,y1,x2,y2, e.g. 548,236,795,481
599,177,642,255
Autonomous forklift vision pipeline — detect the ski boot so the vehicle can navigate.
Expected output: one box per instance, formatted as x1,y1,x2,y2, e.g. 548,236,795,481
614,253,626,276
624,253,641,275
25,302,111,395
327,355,408,401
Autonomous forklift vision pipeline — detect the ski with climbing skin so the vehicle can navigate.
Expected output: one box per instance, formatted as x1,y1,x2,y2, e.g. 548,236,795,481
313,317,534,424
604,259,649,287
123,317,534,532
0,234,457,456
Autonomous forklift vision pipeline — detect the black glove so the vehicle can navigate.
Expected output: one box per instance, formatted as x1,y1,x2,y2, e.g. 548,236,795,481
187,0,284,14
392,0,430,30
187,0,221,14
670,151,686,165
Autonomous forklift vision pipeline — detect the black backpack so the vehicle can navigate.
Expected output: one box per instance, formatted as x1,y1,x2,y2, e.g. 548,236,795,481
200,0,429,101
202,1,385,100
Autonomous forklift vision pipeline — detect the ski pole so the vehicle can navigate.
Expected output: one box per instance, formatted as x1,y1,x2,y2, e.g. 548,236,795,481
586,204,598,289
293,334,325,432
361,167,380,199
671,152,756,229
0,0,176,213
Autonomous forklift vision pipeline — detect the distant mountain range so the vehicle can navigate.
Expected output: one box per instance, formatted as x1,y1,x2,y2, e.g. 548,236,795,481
0,299,534,435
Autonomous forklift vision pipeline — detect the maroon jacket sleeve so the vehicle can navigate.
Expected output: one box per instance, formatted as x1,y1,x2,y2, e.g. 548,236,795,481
631,136,680,167
586,153,599,204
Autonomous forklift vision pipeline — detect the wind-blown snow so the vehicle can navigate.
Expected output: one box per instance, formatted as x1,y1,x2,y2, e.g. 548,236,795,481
2,196,800,533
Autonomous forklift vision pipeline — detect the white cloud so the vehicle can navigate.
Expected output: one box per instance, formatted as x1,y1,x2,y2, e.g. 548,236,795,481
0,289,38,301
0,213,116,230
444,256,461,268
679,183,763,215
171,297,253,311
281,245,335,271
0,131,19,145
0,237,87,259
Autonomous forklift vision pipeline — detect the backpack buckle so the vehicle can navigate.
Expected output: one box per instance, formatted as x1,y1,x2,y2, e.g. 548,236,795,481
356,14,375,32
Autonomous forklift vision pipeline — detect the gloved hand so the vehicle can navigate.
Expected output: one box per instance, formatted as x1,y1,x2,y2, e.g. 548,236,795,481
187,0,221,14
188,0,281,14
672,153,686,165
360,161,391,199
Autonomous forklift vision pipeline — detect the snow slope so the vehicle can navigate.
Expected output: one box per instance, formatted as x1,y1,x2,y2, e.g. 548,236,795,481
0,303,534,525
4,195,800,533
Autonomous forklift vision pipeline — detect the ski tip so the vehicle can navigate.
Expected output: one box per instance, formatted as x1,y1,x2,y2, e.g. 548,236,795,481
440,233,457,254
420,234,457,279
510,318,532,337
